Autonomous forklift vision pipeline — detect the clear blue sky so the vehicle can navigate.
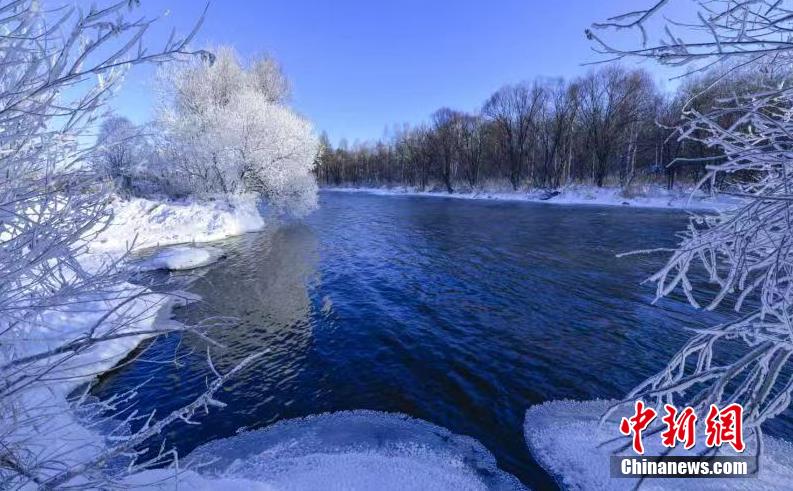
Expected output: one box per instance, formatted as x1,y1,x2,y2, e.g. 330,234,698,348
112,0,689,145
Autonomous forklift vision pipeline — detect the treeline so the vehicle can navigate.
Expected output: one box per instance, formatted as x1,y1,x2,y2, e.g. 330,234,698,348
315,65,770,192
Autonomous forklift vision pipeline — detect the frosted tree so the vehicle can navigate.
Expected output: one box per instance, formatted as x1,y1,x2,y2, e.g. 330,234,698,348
156,47,319,215
0,1,260,488
95,116,144,193
589,1,793,453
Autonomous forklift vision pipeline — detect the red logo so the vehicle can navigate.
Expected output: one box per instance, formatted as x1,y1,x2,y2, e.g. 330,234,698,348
660,404,697,449
620,402,745,454
619,400,657,454
705,403,745,452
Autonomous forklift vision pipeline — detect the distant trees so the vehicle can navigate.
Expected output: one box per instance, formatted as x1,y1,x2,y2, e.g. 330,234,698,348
314,64,763,192
459,114,485,188
537,79,579,188
483,82,545,190
430,108,461,193
155,47,318,215
579,66,656,188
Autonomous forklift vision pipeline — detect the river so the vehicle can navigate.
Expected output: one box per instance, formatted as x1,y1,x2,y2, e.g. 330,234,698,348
92,190,791,489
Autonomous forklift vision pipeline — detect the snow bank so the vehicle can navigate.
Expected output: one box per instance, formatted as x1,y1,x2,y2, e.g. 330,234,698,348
524,399,793,490
2,195,266,487
132,245,225,271
127,410,526,490
2,283,195,486
326,185,743,212
91,194,266,255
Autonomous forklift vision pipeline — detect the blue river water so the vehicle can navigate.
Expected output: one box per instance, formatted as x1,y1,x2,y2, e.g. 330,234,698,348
92,191,792,489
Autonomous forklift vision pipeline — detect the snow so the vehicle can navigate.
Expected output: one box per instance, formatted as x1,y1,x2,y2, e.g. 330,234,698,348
132,245,225,271
90,194,266,255
125,470,278,490
2,283,193,487
325,184,743,212
524,399,793,490
128,410,525,490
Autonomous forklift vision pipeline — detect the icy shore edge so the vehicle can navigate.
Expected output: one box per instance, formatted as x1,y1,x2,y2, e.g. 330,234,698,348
7,196,266,487
324,185,742,212
128,410,527,490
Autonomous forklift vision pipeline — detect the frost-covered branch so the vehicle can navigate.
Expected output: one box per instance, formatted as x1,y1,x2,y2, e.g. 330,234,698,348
0,1,255,488
591,0,793,450
587,0,793,72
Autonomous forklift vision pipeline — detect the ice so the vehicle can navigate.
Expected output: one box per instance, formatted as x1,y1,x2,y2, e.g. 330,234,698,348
133,245,225,271
524,399,793,490
166,410,527,491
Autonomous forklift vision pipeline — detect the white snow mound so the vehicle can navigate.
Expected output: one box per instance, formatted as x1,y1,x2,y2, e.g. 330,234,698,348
133,245,225,271
143,410,528,491
91,195,266,254
524,399,793,490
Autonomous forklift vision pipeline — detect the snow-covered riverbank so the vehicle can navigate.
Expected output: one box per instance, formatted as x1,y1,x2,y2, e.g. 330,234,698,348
4,195,268,488
92,195,267,254
323,184,743,212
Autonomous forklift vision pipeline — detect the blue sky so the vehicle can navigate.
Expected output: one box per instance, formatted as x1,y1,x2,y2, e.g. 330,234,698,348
112,0,689,145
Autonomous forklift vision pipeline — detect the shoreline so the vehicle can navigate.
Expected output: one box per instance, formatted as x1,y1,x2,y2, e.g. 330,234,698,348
322,185,743,212
11,195,268,486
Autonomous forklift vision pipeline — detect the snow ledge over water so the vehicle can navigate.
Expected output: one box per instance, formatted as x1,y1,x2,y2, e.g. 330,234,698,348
128,410,527,490
132,245,226,271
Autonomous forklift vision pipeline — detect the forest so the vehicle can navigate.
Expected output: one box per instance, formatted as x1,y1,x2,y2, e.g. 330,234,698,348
315,64,780,193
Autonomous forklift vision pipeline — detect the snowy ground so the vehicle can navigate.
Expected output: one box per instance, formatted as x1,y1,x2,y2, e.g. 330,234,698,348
524,399,793,490
91,195,267,255
324,184,743,212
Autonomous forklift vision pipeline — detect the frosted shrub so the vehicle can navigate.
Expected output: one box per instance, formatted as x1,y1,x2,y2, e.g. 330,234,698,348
0,2,260,487
157,47,319,216
95,116,150,194
589,1,793,450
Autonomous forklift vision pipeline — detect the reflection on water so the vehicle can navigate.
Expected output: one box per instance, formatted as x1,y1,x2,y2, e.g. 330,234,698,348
180,224,320,364
93,192,793,490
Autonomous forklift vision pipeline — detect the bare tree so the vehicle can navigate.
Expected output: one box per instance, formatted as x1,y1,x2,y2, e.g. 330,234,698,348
483,82,545,190
579,66,655,187
459,114,485,189
431,108,461,194
538,79,580,188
